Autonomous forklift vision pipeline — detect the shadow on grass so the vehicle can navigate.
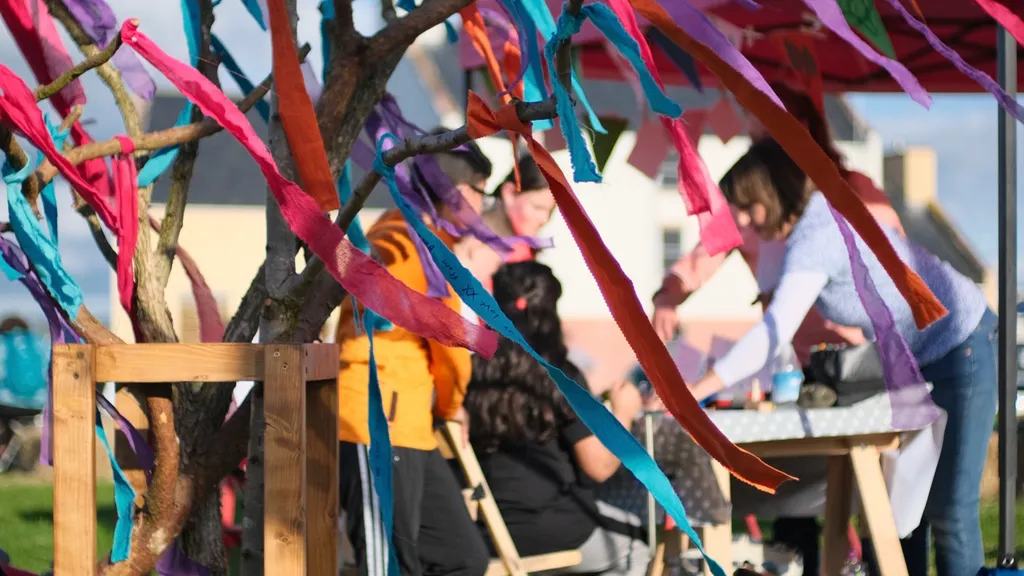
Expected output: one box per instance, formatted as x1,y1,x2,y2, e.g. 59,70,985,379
17,505,119,528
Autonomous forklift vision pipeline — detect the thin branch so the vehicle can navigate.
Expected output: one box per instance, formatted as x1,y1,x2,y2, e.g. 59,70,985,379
33,43,312,192
35,34,123,101
0,124,41,210
74,197,119,269
0,222,11,234
370,0,471,56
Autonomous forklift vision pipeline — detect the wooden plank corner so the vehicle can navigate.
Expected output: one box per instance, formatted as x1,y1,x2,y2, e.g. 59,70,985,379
303,343,339,381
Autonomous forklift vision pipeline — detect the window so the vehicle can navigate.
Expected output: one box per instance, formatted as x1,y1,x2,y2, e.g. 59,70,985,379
662,228,683,272
659,153,679,187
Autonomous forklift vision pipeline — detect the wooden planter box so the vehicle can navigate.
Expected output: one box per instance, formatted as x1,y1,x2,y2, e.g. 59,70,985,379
51,343,339,575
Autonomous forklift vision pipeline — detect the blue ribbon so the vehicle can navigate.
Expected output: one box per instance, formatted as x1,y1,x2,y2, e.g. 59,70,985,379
353,305,398,576
647,28,703,92
373,134,725,576
321,0,334,83
3,161,82,318
211,35,271,123
39,114,69,245
241,0,267,29
97,417,138,563
495,0,549,129
522,0,604,135
136,0,202,188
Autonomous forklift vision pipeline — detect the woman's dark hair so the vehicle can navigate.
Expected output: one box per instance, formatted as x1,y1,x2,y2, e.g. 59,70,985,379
494,154,547,194
412,127,493,205
0,316,29,334
769,81,847,174
464,261,580,451
719,138,811,235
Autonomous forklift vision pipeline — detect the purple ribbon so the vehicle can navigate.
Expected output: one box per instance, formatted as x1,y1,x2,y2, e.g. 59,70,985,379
61,0,156,100
800,0,930,108
826,204,941,430
880,0,1024,123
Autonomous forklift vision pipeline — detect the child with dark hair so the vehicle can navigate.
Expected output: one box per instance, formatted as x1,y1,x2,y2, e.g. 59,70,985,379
464,262,649,576
336,144,493,576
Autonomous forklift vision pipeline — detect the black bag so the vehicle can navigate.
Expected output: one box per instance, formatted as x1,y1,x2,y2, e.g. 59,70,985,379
806,342,888,406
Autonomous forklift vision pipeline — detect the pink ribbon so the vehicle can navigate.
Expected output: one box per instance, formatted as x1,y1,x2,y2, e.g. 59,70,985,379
119,20,498,357
606,0,742,254
113,135,138,313
973,0,1024,46
0,65,118,227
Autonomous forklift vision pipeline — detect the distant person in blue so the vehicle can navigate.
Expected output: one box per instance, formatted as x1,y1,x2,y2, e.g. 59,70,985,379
0,316,47,412
688,139,995,576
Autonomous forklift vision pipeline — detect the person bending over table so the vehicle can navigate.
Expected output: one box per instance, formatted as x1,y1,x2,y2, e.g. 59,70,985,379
464,262,649,576
689,139,995,576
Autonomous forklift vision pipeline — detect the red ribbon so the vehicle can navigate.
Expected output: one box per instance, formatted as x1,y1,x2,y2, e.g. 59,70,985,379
113,135,138,313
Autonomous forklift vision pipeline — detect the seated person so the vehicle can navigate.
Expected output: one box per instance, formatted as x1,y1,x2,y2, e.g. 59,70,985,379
463,262,648,576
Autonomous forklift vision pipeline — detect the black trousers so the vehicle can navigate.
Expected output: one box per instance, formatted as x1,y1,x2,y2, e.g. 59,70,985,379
340,442,489,576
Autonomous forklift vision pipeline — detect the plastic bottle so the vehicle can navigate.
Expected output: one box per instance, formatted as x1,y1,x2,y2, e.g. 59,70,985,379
770,345,804,405
839,550,866,576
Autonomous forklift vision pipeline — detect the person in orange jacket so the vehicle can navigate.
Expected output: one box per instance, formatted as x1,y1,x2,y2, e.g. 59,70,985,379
336,141,493,576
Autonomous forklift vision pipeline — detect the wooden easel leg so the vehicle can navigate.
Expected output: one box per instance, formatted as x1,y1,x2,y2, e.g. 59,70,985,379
823,455,853,575
53,344,97,575
264,345,308,575
306,376,339,576
849,446,907,576
700,461,732,576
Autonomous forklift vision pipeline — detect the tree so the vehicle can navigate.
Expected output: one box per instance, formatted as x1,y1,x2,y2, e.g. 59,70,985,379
0,0,569,573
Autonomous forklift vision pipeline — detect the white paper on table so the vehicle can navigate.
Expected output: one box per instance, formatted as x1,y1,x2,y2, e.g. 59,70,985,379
882,409,948,538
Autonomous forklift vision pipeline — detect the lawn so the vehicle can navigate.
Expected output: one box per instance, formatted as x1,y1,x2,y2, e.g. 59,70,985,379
0,480,1021,574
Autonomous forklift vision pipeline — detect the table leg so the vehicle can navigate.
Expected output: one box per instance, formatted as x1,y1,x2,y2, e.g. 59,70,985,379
849,445,908,576
823,455,853,575
700,462,732,576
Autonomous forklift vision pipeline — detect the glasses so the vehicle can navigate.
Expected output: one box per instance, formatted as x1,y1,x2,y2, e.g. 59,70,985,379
466,183,487,196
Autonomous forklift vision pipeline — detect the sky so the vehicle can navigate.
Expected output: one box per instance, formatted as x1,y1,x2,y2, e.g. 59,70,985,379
0,0,1022,329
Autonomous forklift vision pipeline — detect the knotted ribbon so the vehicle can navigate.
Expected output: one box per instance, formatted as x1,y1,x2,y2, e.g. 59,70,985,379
120,19,497,357
113,135,139,313
465,92,793,495
629,0,946,329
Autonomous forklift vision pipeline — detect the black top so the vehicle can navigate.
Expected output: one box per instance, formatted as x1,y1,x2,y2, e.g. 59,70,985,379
476,415,599,556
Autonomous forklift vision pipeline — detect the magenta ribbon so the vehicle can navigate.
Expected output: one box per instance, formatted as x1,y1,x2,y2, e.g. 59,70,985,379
826,204,941,429
120,20,498,357
113,135,139,313
606,0,742,255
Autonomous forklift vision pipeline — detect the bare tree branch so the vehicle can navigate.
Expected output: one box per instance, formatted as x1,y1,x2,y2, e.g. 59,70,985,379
369,0,472,57
33,44,312,193
35,34,123,101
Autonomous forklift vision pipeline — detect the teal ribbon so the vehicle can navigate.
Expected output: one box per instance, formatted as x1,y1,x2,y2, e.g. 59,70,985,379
496,0,548,129
3,160,82,318
373,134,725,576
97,418,138,562
136,0,201,187
523,0,604,135
241,0,267,29
321,0,334,83
338,160,393,333
353,305,398,576
212,34,271,123
39,114,69,244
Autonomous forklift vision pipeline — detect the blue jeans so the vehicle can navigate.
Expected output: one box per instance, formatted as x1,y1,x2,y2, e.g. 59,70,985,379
902,311,998,576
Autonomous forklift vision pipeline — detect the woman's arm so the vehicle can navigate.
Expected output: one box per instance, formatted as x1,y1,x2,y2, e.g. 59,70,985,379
572,381,642,483
691,271,828,400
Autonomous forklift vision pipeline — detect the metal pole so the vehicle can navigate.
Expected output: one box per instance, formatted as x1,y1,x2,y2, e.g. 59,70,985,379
644,412,657,559
996,24,1018,567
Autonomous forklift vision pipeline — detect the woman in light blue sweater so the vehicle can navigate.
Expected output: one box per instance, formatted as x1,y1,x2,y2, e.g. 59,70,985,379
691,139,996,576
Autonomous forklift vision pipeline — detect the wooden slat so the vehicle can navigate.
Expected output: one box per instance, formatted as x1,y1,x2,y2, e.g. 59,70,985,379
823,454,854,574
265,345,308,575
52,344,97,575
740,433,900,458
303,343,340,381
700,462,732,576
306,377,339,576
443,421,526,576
485,550,583,576
849,445,908,576
95,344,263,382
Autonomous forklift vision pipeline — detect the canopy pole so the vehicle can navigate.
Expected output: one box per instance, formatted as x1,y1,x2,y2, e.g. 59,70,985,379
997,24,1018,568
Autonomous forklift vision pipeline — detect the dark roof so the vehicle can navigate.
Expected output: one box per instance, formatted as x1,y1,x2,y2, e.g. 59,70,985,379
898,204,987,283
143,57,442,208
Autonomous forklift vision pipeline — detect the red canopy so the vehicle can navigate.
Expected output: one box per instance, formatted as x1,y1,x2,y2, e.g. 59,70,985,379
575,0,1024,93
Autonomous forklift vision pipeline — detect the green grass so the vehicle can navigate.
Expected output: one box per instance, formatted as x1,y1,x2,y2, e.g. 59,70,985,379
0,482,116,573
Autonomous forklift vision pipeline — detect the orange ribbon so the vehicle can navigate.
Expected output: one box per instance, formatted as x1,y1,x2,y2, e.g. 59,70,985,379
629,0,946,329
267,0,339,212
466,92,793,492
